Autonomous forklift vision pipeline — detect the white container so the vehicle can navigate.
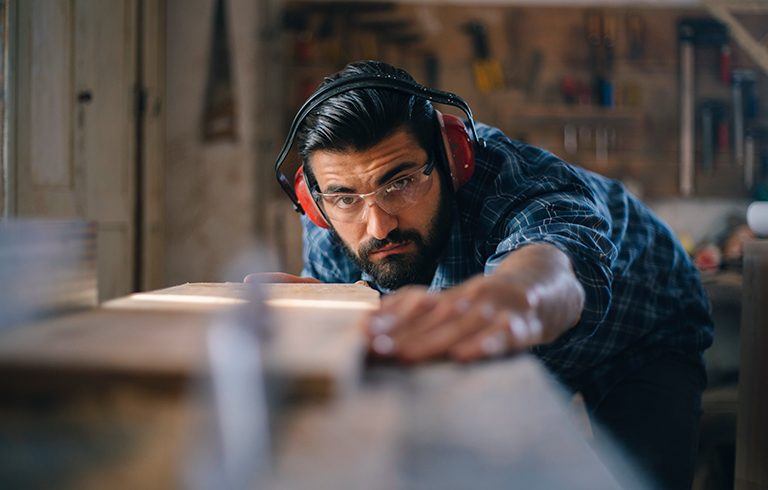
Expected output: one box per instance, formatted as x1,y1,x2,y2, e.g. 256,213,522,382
747,202,768,237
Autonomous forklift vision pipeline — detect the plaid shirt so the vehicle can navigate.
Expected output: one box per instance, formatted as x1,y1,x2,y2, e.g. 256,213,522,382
301,122,714,408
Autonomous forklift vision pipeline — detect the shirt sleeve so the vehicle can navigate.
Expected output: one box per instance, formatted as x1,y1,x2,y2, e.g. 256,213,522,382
483,188,616,358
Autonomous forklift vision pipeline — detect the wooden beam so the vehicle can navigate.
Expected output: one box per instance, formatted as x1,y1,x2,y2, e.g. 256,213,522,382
703,0,768,78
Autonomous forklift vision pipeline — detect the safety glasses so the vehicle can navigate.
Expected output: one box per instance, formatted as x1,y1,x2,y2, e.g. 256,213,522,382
313,162,435,224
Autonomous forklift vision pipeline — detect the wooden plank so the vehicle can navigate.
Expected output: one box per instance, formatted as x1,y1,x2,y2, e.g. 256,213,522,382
0,308,210,379
703,0,768,79
104,282,379,398
268,356,648,490
0,284,647,490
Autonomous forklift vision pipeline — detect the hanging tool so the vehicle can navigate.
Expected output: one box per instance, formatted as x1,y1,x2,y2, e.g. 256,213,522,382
603,15,616,73
702,99,727,174
525,49,544,99
746,128,756,190
463,21,504,93
587,12,602,106
564,124,578,155
733,69,756,166
628,14,645,61
678,18,729,197
701,99,715,175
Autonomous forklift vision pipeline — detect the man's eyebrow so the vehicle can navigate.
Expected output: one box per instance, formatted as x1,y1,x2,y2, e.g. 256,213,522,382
323,184,355,194
322,162,421,194
376,162,419,187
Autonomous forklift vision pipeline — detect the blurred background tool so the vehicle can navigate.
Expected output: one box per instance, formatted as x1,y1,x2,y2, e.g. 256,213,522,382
603,14,616,74
702,99,715,175
745,128,756,190
463,21,504,93
678,18,729,197
732,69,756,167
586,11,603,105
627,13,645,61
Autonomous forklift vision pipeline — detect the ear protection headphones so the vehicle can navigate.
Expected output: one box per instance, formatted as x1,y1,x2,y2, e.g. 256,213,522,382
274,73,485,229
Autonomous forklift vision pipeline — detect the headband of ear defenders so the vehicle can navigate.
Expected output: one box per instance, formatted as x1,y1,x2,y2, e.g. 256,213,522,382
274,73,486,212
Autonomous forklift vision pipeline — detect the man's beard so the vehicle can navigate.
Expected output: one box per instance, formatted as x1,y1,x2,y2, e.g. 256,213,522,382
332,190,453,291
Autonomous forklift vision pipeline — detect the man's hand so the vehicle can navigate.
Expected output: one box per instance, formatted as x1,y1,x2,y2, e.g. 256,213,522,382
244,272,323,284
362,243,585,363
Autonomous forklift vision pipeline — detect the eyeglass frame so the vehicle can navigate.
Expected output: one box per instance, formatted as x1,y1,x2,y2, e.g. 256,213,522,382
311,157,437,224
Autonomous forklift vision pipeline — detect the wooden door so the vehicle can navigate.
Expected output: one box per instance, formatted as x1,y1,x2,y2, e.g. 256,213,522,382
15,0,164,300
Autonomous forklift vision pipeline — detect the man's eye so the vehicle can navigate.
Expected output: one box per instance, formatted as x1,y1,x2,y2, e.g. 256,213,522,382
386,177,412,193
333,196,358,208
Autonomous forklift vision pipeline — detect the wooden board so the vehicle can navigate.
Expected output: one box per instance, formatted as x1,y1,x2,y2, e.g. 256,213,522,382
102,282,378,397
0,308,210,381
0,282,379,489
0,282,651,490
267,355,650,490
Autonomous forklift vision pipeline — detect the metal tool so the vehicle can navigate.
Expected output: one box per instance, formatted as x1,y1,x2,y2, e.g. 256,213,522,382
733,69,757,167
678,18,729,197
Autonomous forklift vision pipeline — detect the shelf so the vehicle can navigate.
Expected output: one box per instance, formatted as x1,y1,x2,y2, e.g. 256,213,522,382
504,105,645,126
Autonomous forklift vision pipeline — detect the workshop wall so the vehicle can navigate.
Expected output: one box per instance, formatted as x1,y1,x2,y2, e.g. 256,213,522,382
278,3,768,200
165,0,260,285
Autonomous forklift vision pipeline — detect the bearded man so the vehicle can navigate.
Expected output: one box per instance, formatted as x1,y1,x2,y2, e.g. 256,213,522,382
250,60,713,490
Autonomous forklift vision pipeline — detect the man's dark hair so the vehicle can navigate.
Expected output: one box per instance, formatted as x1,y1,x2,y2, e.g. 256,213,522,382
296,61,437,190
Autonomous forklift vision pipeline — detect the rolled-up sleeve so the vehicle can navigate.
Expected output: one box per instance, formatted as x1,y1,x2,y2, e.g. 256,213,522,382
483,191,617,371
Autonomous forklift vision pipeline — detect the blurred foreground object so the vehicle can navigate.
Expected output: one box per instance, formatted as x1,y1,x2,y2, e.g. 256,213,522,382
0,279,650,490
0,220,97,330
264,355,651,490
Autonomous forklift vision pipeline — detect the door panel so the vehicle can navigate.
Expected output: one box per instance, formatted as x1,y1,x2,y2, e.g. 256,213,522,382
75,0,137,300
16,0,139,301
17,0,77,216
30,0,73,189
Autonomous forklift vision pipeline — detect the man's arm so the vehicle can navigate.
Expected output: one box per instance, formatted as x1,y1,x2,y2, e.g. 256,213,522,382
363,242,585,362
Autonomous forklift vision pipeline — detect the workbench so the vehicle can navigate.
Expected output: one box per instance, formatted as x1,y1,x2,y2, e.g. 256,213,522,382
0,282,647,490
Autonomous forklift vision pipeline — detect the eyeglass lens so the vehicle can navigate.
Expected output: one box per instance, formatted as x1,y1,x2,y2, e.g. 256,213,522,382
317,165,433,223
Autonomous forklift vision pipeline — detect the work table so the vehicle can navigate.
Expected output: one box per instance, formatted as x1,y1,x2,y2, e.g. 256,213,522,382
0,282,646,490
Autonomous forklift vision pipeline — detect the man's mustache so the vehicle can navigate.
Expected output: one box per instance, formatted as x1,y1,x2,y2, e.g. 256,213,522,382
358,229,424,260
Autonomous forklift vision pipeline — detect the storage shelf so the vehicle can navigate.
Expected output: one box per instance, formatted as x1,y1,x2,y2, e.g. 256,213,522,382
505,105,645,126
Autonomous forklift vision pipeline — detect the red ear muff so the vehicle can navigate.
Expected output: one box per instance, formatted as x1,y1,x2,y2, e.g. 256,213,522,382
295,167,331,229
438,112,475,191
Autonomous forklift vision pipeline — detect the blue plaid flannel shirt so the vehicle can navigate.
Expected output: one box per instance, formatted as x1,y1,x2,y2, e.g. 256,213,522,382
300,122,714,408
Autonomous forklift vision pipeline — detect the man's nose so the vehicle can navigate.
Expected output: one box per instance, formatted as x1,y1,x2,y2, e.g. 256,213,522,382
364,201,398,240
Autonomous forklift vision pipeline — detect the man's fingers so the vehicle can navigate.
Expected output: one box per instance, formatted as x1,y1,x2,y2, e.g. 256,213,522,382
244,272,322,284
449,311,543,362
365,286,436,336
393,299,498,362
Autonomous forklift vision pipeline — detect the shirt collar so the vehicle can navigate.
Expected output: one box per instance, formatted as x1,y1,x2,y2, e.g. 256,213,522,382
427,199,466,292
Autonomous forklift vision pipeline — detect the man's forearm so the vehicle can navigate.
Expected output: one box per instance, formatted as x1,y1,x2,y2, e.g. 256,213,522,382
493,242,585,344
360,242,586,362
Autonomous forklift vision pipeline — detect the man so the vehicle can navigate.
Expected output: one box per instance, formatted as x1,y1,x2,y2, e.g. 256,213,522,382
253,61,713,490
